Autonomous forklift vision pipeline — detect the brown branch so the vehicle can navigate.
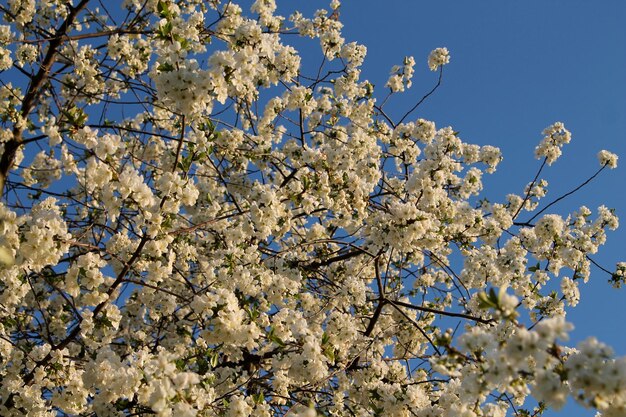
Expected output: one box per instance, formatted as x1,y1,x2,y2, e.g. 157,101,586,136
302,249,365,270
525,164,607,223
512,157,547,221
8,230,149,403
388,301,442,356
397,66,443,125
389,299,493,325
0,0,92,194
17,28,150,44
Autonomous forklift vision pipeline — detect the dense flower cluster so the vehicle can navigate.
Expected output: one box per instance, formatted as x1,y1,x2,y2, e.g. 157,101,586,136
0,1,622,416
386,56,416,92
427,47,450,71
598,149,619,169
535,122,572,165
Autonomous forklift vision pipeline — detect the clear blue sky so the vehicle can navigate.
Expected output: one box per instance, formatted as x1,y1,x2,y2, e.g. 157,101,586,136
333,1,625,415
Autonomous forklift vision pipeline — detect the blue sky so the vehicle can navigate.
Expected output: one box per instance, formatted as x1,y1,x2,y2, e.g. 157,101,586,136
333,1,625,415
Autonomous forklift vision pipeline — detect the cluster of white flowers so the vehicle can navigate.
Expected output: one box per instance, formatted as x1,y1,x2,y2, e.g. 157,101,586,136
0,1,622,417
386,56,416,92
14,43,37,67
428,47,450,71
107,34,151,77
152,59,213,116
22,150,61,186
0,25,12,70
61,44,105,99
535,121,572,165
598,149,619,168
7,0,36,24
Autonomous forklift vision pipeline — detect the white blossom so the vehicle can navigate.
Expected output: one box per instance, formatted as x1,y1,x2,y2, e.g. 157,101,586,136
428,47,450,71
598,149,618,168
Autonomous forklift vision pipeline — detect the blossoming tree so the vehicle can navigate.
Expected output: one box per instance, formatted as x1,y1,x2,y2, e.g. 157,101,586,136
0,0,624,416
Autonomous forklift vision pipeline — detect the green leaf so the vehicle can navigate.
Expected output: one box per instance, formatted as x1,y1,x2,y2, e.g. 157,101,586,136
268,327,286,347
245,305,259,320
528,262,540,273
477,288,499,310
157,21,173,39
157,0,171,18
323,346,335,362
197,357,209,375
64,106,87,128
157,62,175,72
208,350,219,368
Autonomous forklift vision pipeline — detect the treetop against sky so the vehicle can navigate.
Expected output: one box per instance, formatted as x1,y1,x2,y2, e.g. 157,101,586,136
0,1,625,416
